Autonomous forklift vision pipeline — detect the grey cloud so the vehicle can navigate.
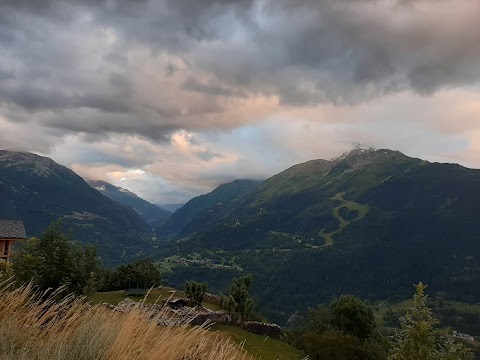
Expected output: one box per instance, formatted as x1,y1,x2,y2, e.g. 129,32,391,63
103,51,129,67
43,111,176,141
0,86,74,111
164,63,179,77
109,72,133,95
0,0,66,19
181,77,247,98
108,0,478,105
195,150,226,162
1,0,480,145
0,27,15,45
0,0,145,19
0,84,133,113
0,69,15,81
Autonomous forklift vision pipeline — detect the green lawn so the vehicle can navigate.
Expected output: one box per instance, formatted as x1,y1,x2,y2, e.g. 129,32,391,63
89,290,127,305
373,299,413,316
210,324,305,360
372,298,480,327
448,301,480,313
371,299,413,327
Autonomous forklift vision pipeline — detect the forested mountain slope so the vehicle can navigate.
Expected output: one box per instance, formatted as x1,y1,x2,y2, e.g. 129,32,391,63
88,180,171,228
157,149,480,323
157,179,263,236
0,151,155,265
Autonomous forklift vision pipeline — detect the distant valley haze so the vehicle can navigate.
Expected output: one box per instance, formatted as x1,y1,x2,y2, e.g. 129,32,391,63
0,0,479,205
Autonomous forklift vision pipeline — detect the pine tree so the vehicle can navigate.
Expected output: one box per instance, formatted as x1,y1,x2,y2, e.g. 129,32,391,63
389,282,473,360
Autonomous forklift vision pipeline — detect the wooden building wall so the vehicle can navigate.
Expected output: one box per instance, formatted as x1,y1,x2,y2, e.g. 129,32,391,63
0,239,15,261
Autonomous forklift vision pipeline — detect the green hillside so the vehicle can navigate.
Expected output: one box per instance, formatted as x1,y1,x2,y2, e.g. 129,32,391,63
0,151,155,265
156,149,480,324
157,179,262,237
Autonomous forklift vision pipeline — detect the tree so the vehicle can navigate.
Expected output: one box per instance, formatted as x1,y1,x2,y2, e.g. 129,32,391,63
330,295,376,341
292,295,388,360
103,259,161,291
221,274,255,323
389,282,473,360
13,221,100,295
185,281,208,306
305,304,333,334
300,331,386,360
83,271,98,297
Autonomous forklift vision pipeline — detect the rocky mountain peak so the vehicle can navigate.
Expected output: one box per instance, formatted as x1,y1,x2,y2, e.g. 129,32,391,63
334,148,405,167
0,150,70,178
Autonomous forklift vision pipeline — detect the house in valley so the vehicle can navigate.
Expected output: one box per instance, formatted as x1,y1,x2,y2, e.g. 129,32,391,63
0,219,27,262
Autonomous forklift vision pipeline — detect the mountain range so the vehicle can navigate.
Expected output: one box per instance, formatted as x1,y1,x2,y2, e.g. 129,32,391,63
87,180,171,228
0,150,155,265
158,179,262,237
155,149,480,323
159,204,184,213
2,148,480,325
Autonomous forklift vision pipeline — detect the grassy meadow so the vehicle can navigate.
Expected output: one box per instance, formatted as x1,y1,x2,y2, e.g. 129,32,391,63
211,324,305,360
89,289,305,359
0,283,248,360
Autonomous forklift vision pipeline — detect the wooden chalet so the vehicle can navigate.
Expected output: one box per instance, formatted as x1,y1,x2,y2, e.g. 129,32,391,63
0,219,27,262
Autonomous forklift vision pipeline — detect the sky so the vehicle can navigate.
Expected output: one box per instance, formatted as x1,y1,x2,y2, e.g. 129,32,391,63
1,0,480,204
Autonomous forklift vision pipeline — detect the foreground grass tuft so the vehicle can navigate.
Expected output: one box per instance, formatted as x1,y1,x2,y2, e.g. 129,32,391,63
0,281,249,360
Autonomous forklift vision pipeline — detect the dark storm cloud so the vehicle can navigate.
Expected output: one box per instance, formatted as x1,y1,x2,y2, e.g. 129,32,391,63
0,83,133,113
1,0,480,142
115,0,479,103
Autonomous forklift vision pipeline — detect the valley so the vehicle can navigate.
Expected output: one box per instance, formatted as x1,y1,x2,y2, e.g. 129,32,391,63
3,3,479,357
153,148,480,325
2,148,480,340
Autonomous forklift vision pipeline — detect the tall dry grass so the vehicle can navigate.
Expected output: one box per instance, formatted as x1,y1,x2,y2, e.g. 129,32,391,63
0,281,250,360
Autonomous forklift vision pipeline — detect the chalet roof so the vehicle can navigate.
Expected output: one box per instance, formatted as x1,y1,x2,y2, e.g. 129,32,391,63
0,219,27,239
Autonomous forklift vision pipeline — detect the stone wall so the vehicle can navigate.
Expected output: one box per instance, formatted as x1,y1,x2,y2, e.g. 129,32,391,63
103,299,282,337
243,322,282,338
190,310,229,326
112,298,229,327
204,292,222,305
